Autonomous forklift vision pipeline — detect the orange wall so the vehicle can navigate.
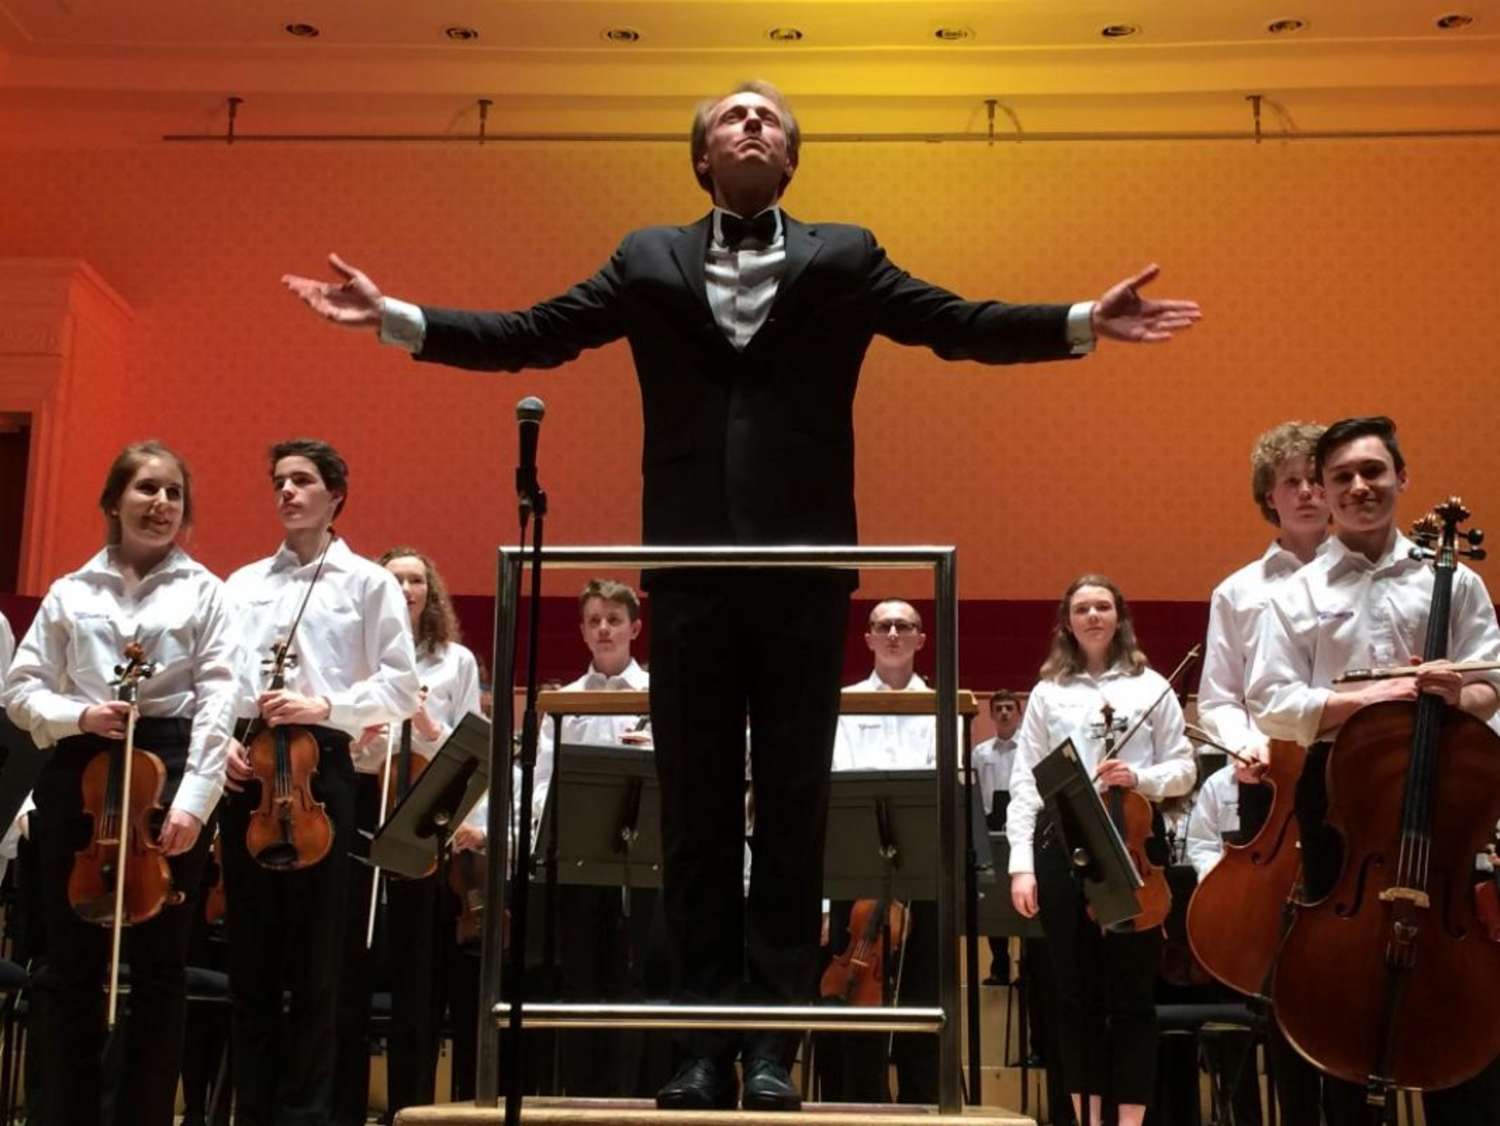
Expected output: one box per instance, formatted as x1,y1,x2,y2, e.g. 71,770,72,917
3,137,1498,599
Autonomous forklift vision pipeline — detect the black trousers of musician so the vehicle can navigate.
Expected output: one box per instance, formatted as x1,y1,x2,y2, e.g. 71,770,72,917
180,870,231,1126
222,728,355,1126
649,572,849,1064
31,722,212,1126
817,900,939,1104
333,773,441,1124
435,878,482,1102
1035,822,1160,1109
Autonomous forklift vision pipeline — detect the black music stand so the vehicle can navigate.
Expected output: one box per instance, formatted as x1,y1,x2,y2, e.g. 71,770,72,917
1031,738,1142,928
369,712,491,880
533,743,660,891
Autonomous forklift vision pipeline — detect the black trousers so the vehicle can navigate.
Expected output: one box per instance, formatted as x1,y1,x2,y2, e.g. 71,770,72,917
649,572,849,1063
32,723,211,1126
332,772,442,1123
1035,822,1161,1109
222,728,355,1126
433,871,481,1102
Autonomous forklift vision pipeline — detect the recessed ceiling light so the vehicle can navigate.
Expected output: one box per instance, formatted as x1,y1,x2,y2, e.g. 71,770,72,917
1435,12,1475,29
283,22,319,38
767,27,804,42
1100,24,1139,38
601,27,641,43
445,25,479,41
933,26,974,42
1266,17,1307,33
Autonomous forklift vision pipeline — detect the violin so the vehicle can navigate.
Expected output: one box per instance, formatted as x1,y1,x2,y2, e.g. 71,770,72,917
1185,727,1307,999
448,846,491,948
819,898,909,1006
1271,500,1500,1097
244,641,333,871
384,712,435,878
68,641,184,1028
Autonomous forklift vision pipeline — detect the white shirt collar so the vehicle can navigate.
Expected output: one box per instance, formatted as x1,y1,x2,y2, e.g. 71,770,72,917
270,533,355,574
1324,528,1416,580
1260,536,1325,578
81,544,197,584
581,658,648,691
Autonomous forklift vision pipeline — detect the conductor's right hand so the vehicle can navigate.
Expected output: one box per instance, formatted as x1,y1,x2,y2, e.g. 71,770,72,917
282,252,385,330
1010,873,1039,919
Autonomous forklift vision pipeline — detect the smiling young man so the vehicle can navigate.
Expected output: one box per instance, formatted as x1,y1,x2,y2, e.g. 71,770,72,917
220,438,420,1126
283,78,1202,1111
1247,415,1500,1126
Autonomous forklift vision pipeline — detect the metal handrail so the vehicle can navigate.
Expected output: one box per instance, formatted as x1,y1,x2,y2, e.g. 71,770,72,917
481,544,961,1113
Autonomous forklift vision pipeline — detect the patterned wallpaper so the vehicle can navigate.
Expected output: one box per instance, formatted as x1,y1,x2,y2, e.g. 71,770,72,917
2,136,1498,605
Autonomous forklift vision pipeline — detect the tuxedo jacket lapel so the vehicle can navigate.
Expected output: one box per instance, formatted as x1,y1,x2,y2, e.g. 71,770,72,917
774,214,822,313
669,214,715,324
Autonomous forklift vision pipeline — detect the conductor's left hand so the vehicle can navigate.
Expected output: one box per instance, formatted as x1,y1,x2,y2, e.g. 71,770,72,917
282,253,386,330
1092,264,1202,343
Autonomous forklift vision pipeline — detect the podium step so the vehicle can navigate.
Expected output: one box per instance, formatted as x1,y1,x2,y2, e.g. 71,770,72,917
395,1097,1035,1125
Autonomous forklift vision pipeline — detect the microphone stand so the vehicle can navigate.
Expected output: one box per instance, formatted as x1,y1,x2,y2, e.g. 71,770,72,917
504,476,547,1126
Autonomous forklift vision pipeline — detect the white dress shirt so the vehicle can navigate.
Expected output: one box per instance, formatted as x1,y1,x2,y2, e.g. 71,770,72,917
972,734,1018,815
224,536,421,750
1006,664,1196,875
377,207,1098,356
1198,539,1322,755
832,670,934,771
0,610,13,674
1,546,238,823
363,640,483,776
1183,764,1243,879
1248,529,1500,746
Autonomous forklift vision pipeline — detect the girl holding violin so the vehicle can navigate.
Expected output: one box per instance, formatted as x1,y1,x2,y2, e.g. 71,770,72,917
222,438,420,1126
1247,416,1500,1125
1,440,237,1125
339,546,482,1121
1007,574,1195,1126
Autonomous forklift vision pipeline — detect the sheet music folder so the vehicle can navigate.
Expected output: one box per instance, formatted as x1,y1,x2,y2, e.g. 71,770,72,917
369,711,491,879
534,742,662,888
1031,738,1143,929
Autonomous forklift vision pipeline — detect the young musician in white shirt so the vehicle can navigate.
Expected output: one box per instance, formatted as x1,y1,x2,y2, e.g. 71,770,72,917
1248,416,1500,1126
220,438,420,1126
973,689,1023,985
1007,575,1195,1126
2,440,237,1126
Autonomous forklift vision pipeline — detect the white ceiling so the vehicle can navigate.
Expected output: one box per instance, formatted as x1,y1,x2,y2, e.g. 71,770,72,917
0,1,1496,143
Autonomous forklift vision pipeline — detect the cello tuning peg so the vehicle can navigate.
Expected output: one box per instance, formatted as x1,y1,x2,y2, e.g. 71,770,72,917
1462,527,1485,547
1464,547,1488,561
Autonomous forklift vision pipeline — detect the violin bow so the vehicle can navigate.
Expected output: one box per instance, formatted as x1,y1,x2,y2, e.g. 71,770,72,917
107,643,157,1031
1093,644,1202,779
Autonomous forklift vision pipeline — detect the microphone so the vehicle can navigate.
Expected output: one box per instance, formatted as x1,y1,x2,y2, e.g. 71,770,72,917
515,396,545,509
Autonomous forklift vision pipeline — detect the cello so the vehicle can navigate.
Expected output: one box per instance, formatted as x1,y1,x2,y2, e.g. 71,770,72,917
68,641,184,1028
1271,500,1500,1099
1185,725,1307,999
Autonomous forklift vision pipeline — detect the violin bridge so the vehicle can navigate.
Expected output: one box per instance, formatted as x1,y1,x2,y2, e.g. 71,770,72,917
1378,886,1430,909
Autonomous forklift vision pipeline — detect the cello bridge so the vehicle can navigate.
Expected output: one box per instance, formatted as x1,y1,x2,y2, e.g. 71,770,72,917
1378,886,1430,909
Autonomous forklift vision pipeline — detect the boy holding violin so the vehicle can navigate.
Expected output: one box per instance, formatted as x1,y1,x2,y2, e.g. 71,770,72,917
222,438,420,1126
820,599,940,1106
1247,415,1500,1125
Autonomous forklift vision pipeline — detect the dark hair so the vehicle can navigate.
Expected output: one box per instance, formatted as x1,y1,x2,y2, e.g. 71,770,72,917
1250,420,1325,526
269,438,349,517
99,440,194,545
579,578,641,622
1314,416,1405,482
989,689,1020,712
1039,574,1148,682
378,546,461,654
690,79,801,197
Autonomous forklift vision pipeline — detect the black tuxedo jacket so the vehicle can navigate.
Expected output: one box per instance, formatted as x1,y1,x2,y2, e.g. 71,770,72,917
417,212,1077,550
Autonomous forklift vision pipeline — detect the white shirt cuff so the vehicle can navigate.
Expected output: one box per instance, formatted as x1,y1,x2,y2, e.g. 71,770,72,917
379,297,427,354
172,775,222,825
1066,301,1096,355
1008,842,1035,875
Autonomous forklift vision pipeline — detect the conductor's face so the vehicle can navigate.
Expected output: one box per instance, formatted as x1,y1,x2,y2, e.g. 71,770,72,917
695,92,796,209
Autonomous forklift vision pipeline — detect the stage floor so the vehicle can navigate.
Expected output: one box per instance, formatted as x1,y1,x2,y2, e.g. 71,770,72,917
394,1098,1035,1125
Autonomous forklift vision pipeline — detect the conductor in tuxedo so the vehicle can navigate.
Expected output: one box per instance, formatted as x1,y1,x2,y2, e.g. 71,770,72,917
283,78,1201,1111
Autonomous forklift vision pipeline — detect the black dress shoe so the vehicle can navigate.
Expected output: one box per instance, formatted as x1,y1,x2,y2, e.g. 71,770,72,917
657,1056,738,1110
741,1057,801,1112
